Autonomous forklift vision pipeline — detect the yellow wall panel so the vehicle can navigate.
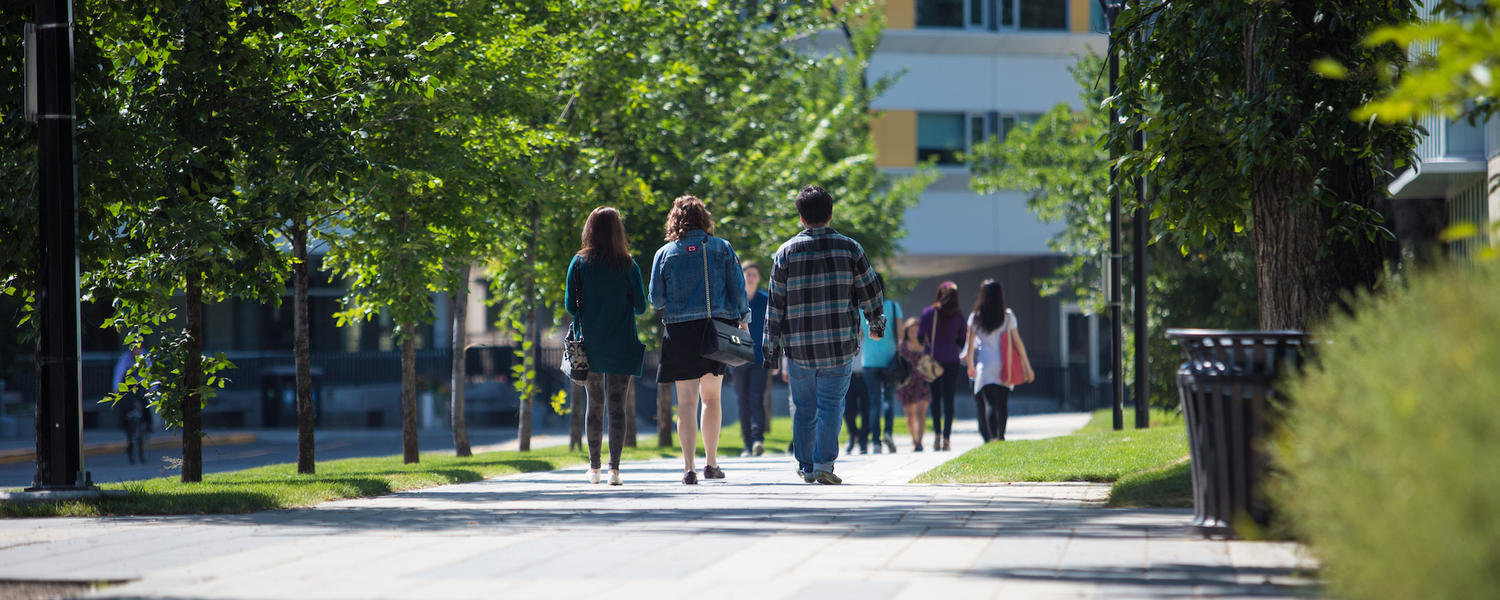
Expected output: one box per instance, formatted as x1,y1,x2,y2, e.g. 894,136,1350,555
872,110,917,168
885,0,914,30
1069,0,1093,33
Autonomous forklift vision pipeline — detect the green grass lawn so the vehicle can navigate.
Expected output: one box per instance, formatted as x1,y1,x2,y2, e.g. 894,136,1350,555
911,409,1191,508
2,416,799,518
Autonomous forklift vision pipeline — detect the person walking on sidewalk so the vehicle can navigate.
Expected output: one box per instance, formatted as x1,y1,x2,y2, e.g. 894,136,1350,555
963,279,1034,442
763,185,886,485
566,207,648,486
896,317,932,451
919,281,965,452
731,261,771,457
110,347,151,464
859,283,902,454
842,367,868,454
650,196,751,485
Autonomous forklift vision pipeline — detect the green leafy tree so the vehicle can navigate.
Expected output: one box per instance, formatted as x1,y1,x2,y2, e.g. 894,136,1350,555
77,1,295,482
1111,1,1419,330
969,54,1256,407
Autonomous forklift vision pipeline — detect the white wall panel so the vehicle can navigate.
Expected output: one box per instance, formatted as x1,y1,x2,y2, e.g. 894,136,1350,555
900,189,1063,256
869,53,1082,113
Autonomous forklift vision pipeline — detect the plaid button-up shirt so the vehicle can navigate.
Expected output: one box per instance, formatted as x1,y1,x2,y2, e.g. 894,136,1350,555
762,227,886,370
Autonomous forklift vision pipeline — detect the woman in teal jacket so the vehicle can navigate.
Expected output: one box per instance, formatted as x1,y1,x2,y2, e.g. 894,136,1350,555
565,207,647,486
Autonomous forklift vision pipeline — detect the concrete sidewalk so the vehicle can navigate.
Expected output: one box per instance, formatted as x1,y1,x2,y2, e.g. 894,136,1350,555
0,413,1319,599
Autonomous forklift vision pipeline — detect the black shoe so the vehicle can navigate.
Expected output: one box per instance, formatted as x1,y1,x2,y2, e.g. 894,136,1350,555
872,440,883,454
858,441,868,455
914,442,923,452
813,470,842,485
797,469,815,483
845,440,855,453
703,464,725,480
885,438,897,453
683,470,698,485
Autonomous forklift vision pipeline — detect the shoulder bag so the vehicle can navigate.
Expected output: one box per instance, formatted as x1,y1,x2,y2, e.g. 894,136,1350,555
698,238,754,366
561,281,589,382
915,313,945,382
1000,320,1032,387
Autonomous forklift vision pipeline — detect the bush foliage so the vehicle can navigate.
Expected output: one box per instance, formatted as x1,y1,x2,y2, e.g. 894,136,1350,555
1276,262,1500,599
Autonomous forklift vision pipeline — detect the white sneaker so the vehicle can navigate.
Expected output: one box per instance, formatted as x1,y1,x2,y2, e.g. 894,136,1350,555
608,471,622,486
588,469,601,484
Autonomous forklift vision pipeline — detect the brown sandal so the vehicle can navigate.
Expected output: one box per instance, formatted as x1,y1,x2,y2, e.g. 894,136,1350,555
703,464,725,480
682,470,698,485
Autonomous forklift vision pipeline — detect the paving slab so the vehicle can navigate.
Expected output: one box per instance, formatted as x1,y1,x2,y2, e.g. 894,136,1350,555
0,412,1320,599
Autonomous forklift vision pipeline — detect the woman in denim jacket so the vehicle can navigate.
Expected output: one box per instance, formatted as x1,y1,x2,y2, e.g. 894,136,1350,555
649,195,751,485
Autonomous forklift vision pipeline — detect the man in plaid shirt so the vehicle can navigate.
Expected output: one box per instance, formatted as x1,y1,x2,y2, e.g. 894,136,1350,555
763,185,886,485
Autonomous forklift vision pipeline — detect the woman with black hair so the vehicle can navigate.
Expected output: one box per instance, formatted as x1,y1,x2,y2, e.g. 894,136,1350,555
963,279,1034,442
565,207,648,486
918,281,965,451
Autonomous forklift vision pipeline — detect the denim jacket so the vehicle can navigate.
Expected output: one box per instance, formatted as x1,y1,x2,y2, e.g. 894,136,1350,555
649,229,751,325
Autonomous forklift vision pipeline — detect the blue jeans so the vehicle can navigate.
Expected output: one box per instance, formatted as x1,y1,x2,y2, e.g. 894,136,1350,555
861,367,897,441
788,359,853,473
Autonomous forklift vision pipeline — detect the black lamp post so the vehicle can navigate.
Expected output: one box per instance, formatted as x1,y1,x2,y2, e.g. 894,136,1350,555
1103,0,1151,430
26,0,91,491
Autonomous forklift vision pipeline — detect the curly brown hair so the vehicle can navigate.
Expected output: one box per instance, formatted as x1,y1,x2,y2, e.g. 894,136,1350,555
664,195,714,241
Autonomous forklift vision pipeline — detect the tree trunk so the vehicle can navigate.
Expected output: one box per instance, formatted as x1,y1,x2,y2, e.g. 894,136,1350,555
656,325,673,448
623,379,637,447
1244,16,1386,330
450,264,472,457
519,206,538,452
569,380,583,452
401,324,419,464
181,272,203,483
293,223,315,474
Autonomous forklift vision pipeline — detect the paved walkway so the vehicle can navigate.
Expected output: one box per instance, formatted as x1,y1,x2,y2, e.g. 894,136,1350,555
0,413,1319,599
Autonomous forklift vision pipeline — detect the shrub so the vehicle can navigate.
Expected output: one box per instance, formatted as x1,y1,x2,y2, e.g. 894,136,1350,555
1275,262,1500,600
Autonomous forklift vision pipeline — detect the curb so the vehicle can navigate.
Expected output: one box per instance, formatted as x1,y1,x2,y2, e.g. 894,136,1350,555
0,433,258,466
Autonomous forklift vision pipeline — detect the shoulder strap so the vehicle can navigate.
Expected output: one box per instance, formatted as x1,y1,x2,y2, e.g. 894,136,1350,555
702,236,712,317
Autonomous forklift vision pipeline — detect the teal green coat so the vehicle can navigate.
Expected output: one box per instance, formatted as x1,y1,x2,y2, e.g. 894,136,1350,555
565,255,647,376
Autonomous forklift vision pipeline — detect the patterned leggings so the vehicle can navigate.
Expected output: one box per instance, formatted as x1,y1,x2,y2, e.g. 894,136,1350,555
585,373,631,470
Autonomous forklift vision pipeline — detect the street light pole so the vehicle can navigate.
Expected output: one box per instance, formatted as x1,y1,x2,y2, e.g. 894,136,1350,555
1106,0,1125,431
28,0,90,491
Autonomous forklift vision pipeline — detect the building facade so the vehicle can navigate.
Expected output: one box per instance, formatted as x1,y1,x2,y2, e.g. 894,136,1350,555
863,0,1110,408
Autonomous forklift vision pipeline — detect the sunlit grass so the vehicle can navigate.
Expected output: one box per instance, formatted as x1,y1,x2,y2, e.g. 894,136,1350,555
911,408,1189,505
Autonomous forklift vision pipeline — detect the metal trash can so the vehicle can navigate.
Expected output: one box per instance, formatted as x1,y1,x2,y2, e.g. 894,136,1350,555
1166,329,1309,537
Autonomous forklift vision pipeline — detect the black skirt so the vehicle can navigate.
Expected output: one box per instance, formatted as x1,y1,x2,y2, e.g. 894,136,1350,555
657,318,736,383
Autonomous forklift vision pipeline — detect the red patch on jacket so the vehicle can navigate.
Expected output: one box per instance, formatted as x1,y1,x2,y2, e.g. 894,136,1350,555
687,245,698,252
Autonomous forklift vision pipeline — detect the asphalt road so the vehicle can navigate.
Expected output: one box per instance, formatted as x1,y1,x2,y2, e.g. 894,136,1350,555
1,427,535,488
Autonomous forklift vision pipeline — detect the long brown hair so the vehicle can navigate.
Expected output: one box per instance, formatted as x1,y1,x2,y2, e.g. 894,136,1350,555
664,195,714,241
971,279,1006,333
933,280,960,319
579,206,632,270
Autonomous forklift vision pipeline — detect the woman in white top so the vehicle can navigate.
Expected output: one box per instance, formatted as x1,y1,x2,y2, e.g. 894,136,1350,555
963,280,1033,442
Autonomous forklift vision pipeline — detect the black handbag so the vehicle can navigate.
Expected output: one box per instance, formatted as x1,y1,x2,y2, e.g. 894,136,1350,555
561,294,589,381
698,237,754,367
888,354,911,387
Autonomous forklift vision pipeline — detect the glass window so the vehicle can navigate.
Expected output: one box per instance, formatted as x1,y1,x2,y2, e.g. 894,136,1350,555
918,113,966,164
969,0,987,28
970,114,988,147
1091,1,1108,33
916,0,964,27
1019,0,1067,29
1001,0,1015,27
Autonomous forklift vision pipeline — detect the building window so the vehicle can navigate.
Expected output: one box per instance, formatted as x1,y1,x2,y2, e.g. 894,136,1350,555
916,0,966,28
918,112,967,164
999,0,1069,30
918,111,1041,165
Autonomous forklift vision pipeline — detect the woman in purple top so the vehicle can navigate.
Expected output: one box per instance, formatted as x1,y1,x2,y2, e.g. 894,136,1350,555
918,281,966,451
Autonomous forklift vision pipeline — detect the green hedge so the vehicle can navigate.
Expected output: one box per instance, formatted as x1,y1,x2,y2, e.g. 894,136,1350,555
1276,262,1500,600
